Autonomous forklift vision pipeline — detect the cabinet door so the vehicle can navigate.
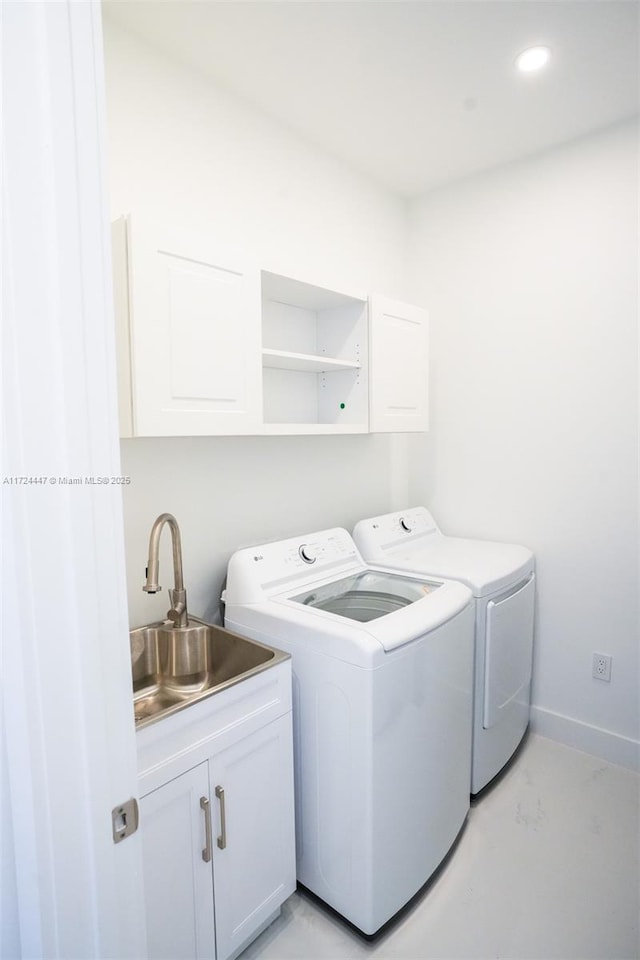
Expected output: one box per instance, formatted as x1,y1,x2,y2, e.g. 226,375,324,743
116,216,262,436
211,715,296,960
369,295,429,432
139,763,215,960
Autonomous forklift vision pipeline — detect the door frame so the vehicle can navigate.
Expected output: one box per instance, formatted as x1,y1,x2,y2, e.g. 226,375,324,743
2,2,146,956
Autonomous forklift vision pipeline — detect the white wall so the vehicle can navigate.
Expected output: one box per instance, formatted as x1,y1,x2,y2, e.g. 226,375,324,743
102,19,416,629
104,18,408,299
407,121,639,766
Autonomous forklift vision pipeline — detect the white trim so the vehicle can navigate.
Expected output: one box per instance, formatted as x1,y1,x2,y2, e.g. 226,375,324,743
530,706,640,773
2,2,146,957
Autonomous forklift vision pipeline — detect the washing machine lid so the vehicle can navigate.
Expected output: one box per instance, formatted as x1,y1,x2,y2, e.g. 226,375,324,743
272,563,472,652
353,510,533,598
290,569,442,622
370,537,533,598
224,527,472,656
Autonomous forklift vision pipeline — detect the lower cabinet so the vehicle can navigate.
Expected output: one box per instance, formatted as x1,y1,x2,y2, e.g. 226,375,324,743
139,713,296,960
140,762,215,960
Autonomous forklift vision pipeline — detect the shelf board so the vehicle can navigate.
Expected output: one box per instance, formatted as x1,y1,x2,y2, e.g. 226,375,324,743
261,271,367,310
262,422,368,436
262,348,361,374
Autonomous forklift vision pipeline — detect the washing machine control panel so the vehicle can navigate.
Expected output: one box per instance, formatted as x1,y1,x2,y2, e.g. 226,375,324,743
245,528,362,593
284,529,356,571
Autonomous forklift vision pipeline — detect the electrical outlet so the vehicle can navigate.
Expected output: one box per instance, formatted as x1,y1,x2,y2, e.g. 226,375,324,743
592,653,612,682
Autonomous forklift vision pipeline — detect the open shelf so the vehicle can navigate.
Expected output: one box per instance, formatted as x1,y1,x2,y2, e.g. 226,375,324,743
261,270,368,432
262,349,361,374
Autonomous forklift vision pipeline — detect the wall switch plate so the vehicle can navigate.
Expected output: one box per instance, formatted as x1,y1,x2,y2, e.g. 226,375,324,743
592,653,612,682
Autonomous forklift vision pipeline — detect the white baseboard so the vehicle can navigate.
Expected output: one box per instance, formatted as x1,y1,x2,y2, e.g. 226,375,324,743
530,706,640,773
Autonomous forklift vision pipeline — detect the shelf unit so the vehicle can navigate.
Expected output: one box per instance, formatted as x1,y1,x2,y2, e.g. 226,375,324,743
260,271,368,433
112,214,429,437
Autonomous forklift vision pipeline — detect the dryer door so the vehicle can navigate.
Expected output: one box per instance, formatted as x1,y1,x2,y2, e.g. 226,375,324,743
483,575,535,729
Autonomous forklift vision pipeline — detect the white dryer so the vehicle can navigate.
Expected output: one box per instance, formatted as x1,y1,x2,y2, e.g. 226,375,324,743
223,527,474,935
353,507,535,796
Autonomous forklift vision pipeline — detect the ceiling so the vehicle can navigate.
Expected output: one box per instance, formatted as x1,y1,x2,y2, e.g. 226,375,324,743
103,0,639,198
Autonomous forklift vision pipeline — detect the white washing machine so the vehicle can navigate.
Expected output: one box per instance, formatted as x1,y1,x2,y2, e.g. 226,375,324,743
223,527,474,935
353,507,535,796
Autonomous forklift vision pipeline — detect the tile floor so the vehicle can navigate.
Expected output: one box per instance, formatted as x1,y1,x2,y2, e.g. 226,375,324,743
242,734,639,960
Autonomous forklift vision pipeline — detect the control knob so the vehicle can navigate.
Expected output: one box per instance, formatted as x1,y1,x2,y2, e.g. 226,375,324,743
299,544,316,564
400,517,412,532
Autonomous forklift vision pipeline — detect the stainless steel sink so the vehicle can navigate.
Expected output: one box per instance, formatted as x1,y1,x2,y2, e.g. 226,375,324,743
130,615,287,728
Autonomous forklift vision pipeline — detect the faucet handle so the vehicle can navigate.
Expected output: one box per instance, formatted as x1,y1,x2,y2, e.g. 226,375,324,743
167,589,188,627
167,606,185,625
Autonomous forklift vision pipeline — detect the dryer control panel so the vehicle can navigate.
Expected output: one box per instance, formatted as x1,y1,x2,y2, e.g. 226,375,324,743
353,507,440,559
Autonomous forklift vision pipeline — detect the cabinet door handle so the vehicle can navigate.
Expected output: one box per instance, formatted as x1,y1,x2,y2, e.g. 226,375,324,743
215,785,227,850
200,796,212,863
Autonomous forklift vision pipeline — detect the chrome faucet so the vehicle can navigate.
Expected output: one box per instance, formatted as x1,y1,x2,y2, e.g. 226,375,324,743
143,513,188,628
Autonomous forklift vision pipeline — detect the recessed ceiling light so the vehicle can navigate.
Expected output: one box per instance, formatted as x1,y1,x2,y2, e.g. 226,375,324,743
515,46,551,73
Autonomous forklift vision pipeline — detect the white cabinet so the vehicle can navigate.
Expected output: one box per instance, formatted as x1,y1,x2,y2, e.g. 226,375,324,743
112,216,262,437
139,763,215,960
137,661,295,960
369,295,429,432
113,215,428,436
261,271,368,434
209,717,295,960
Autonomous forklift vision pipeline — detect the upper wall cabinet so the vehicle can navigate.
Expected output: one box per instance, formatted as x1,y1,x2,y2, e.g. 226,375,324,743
113,216,428,436
113,216,262,436
261,271,368,435
369,295,429,433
